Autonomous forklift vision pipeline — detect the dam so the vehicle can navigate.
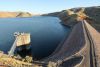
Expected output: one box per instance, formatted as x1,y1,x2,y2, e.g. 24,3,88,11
32,20,100,67
5,20,100,67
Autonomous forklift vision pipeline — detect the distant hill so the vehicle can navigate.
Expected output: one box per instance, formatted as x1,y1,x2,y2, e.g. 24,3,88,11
43,6,100,32
0,12,33,18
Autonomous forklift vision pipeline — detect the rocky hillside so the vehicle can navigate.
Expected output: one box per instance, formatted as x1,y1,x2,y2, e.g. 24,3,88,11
0,12,33,18
43,6,100,32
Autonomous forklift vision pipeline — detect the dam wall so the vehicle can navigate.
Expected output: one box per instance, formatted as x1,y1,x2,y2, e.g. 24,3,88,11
41,21,91,67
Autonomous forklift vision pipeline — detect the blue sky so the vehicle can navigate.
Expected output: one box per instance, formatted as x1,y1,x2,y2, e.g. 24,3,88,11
0,0,99,14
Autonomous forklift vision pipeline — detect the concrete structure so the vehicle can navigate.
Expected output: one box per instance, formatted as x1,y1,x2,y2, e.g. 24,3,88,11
8,32,31,56
14,32,31,47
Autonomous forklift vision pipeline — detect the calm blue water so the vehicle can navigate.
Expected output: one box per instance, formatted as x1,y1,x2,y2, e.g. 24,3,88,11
0,16,69,59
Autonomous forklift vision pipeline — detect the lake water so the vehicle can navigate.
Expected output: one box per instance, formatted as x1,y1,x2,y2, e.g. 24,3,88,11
0,16,70,59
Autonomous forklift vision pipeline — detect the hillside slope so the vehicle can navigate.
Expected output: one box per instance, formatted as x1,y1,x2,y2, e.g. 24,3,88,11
43,6,100,32
0,12,33,18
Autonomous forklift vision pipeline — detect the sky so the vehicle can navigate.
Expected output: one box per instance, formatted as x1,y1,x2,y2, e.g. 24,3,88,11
0,0,99,14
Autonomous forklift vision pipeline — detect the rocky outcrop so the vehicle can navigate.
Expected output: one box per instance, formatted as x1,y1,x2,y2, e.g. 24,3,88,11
0,51,33,67
0,12,33,18
43,6,100,32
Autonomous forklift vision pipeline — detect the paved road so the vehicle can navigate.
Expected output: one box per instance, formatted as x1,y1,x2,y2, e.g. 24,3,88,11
84,20,100,67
